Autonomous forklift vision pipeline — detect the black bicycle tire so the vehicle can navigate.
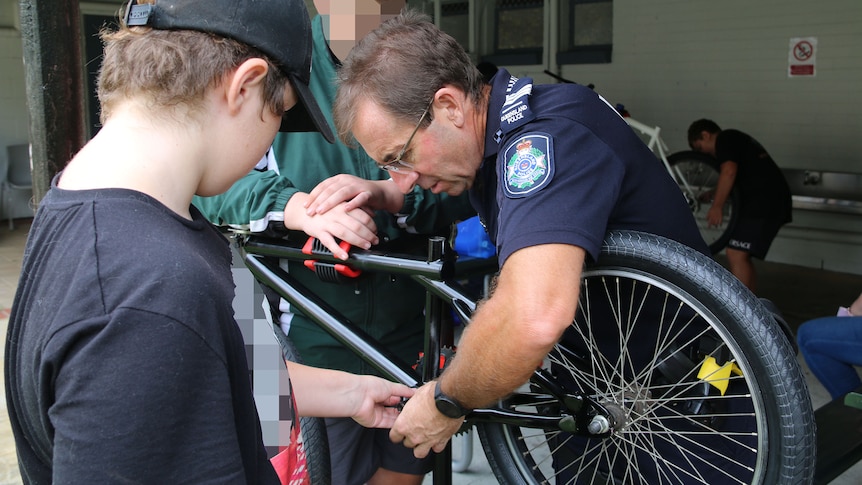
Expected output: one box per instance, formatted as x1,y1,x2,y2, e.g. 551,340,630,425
475,230,815,484
667,150,740,254
275,327,332,485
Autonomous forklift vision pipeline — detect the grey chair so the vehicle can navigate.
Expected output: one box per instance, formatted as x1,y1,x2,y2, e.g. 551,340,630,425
3,144,33,230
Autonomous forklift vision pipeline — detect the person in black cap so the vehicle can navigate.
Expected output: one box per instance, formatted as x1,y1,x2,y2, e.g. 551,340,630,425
3,1,413,483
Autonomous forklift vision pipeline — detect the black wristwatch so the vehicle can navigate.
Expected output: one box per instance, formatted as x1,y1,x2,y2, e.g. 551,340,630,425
434,380,469,418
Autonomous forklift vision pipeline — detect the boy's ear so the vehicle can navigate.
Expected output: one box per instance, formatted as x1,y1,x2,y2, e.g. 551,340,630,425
225,58,269,115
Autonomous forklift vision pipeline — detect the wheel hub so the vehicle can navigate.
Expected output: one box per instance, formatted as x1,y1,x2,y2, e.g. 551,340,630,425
592,388,650,435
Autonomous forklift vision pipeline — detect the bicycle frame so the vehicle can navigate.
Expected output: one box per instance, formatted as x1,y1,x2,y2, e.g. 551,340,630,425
236,228,816,484
237,233,611,484
241,234,474,387
624,116,698,199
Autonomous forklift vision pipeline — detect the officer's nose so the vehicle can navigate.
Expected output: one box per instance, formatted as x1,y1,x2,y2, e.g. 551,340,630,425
389,171,419,194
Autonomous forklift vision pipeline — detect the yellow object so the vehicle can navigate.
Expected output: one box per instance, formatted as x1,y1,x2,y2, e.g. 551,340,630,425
697,356,743,395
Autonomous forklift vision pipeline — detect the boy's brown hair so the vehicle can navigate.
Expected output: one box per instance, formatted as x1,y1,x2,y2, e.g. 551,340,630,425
104,0,334,141
97,26,287,126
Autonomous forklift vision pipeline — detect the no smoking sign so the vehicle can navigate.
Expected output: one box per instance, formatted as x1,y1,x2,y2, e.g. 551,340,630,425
789,37,817,77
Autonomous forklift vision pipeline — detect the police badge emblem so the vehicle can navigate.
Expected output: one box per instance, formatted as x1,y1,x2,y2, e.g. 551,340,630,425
503,133,554,197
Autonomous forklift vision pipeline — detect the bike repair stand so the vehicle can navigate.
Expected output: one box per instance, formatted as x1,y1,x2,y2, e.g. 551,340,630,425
425,236,454,485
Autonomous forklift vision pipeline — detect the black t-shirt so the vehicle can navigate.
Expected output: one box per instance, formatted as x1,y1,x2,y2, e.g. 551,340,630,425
715,129,792,221
5,186,279,484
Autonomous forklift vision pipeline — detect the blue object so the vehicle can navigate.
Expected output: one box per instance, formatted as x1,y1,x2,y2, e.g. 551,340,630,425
454,216,496,258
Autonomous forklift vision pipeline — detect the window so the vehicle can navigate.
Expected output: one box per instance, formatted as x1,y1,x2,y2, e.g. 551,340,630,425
486,0,544,66
558,0,613,64
440,1,470,50
410,0,470,51
411,0,613,67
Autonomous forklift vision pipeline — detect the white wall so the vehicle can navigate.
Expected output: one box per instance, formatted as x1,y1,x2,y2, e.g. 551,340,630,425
541,0,862,173
505,0,862,273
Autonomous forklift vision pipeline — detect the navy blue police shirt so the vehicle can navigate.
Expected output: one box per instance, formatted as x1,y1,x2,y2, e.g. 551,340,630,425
470,69,709,265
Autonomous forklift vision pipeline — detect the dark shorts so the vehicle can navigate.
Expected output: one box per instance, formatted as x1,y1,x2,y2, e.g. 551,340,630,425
325,417,434,484
726,217,785,259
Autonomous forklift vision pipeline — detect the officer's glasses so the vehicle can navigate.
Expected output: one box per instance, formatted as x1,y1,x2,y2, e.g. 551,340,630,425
378,101,433,173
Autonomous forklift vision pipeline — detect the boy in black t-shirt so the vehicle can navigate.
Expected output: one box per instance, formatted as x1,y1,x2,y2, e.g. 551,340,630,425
4,1,412,483
688,118,792,292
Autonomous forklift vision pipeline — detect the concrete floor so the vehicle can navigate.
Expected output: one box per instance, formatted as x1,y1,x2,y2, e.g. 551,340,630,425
2,218,862,484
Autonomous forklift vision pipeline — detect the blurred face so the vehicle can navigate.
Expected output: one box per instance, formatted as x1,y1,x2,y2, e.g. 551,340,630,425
351,98,480,196
314,0,405,59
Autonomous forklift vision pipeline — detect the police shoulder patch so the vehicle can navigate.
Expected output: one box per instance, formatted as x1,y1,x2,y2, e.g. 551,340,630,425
502,133,554,198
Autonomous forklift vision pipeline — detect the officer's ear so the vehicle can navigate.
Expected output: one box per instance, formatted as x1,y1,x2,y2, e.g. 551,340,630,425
432,86,468,128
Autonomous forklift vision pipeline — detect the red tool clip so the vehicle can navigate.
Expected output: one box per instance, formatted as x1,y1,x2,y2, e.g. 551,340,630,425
302,238,362,281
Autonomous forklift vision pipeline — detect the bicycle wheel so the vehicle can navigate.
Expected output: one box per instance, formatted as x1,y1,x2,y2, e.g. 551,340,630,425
476,230,815,484
274,325,332,485
667,150,739,254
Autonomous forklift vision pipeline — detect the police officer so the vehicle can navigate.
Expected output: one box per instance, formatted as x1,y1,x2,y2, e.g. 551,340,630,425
305,9,712,479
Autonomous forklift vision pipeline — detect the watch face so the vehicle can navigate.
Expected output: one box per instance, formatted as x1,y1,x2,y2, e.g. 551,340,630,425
435,397,464,418
434,381,466,418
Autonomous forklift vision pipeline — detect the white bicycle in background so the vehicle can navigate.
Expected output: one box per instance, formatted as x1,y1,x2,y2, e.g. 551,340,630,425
542,70,738,254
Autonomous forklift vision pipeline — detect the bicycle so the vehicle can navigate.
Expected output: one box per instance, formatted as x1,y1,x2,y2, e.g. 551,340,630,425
541,70,739,254
236,228,815,484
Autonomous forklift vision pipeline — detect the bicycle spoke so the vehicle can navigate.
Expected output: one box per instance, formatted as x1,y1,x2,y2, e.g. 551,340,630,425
476,231,812,485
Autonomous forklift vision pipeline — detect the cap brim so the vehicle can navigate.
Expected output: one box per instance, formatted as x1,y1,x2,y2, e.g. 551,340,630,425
280,74,335,143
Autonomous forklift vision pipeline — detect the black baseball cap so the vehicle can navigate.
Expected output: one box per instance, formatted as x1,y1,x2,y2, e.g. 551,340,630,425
124,0,334,142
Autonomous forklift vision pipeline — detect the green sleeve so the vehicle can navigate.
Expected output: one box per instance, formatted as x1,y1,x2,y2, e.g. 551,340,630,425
395,187,476,235
192,169,301,233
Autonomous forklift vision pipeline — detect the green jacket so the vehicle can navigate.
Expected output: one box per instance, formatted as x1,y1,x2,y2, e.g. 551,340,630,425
194,15,475,375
